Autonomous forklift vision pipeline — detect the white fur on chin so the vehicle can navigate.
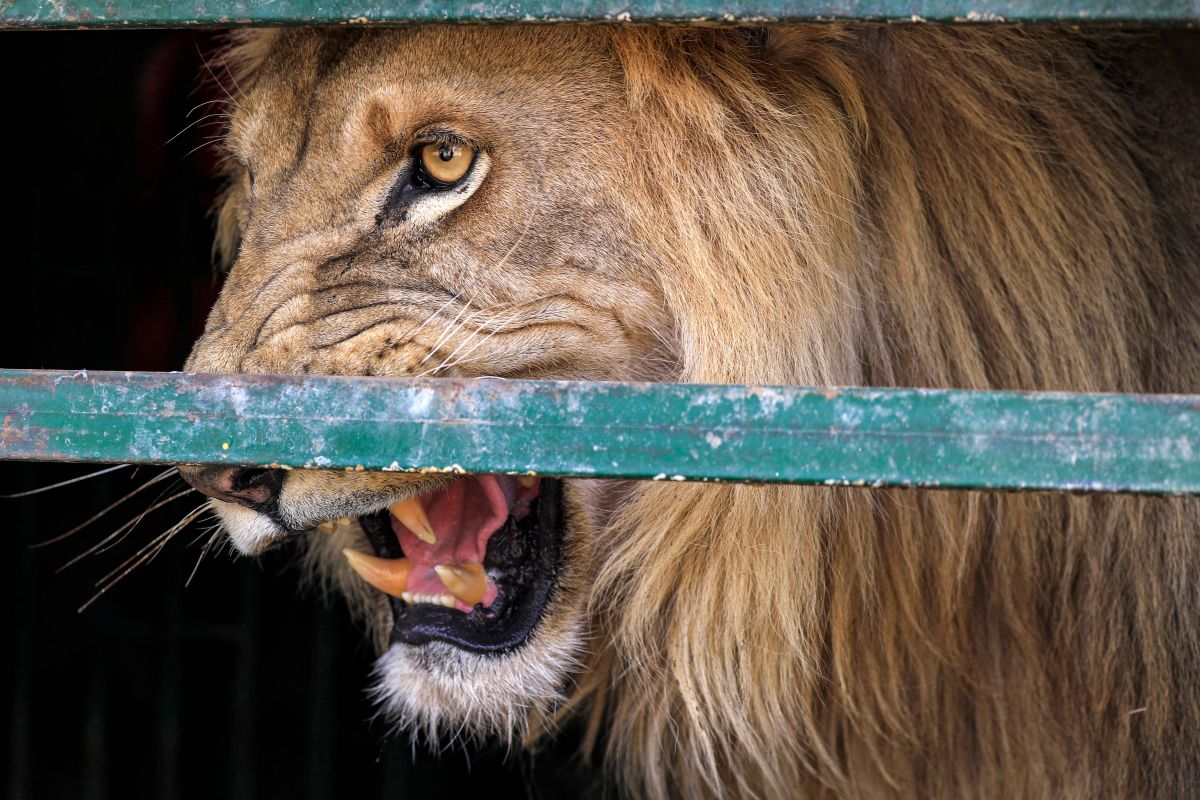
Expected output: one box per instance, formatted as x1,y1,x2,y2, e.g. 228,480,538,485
211,499,288,556
370,613,584,747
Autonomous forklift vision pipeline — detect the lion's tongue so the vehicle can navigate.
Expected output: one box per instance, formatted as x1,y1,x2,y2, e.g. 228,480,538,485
390,475,520,608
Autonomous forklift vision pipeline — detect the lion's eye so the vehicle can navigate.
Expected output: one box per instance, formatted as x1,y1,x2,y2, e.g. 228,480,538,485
417,142,475,186
379,138,487,227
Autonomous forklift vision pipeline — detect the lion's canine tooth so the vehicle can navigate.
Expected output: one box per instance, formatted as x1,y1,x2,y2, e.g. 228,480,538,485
341,549,412,598
434,562,487,606
389,498,437,544
337,517,352,527
318,521,336,534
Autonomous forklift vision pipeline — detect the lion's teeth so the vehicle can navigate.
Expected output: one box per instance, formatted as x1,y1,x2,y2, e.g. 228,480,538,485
434,562,487,606
337,517,353,526
518,476,537,488
341,549,412,597
318,521,336,534
389,497,437,544
397,590,458,608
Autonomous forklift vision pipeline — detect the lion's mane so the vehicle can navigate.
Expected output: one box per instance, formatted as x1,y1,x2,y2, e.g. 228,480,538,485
213,25,1200,799
565,26,1200,799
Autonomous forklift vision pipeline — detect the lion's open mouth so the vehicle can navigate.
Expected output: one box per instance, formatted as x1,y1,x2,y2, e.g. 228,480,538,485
349,476,563,653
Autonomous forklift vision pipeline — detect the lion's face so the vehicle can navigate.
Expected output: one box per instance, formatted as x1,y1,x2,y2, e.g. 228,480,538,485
180,27,672,736
166,21,1200,798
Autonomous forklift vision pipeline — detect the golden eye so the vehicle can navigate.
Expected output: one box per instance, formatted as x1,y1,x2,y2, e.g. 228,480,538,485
419,142,475,185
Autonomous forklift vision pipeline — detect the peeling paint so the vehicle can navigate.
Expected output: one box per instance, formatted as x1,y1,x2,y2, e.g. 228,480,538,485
0,369,1195,494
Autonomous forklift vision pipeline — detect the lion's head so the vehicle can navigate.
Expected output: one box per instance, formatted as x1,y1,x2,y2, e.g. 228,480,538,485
180,25,1200,798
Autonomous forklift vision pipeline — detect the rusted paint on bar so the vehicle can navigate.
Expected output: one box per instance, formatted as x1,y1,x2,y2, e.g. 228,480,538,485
0,369,1196,494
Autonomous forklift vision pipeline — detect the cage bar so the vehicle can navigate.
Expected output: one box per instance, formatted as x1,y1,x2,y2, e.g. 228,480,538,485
0,369,1195,494
2,0,1197,27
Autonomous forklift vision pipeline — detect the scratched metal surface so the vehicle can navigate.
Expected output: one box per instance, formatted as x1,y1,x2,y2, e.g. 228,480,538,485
1,0,1197,26
0,369,1196,493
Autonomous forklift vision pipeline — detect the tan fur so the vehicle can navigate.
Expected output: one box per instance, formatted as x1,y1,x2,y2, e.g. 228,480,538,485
192,25,1200,799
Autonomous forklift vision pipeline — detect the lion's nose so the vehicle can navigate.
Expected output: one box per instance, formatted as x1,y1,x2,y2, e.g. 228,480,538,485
179,465,284,512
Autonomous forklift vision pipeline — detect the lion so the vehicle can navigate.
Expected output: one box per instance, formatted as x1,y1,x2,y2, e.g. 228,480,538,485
176,24,1200,798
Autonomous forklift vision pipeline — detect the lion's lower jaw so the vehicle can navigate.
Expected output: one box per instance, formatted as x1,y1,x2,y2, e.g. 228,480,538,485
370,610,586,746
286,482,599,747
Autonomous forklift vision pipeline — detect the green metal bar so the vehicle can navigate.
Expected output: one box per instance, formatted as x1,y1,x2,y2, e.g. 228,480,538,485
0,369,1196,494
1,0,1196,27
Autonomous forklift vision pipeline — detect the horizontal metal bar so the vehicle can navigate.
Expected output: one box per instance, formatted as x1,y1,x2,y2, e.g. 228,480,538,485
0,369,1196,494
1,0,1196,27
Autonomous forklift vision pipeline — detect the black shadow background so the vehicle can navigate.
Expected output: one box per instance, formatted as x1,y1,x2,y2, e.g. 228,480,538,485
0,31,593,800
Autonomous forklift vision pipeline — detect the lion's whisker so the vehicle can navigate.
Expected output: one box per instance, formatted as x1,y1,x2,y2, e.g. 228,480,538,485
416,219,533,373
419,306,526,378
78,503,209,613
418,296,475,366
30,467,179,548
76,477,188,560
422,346,513,375
55,486,195,572
186,509,220,547
416,298,476,367
425,311,526,377
93,501,209,588
196,40,238,103
185,527,224,588
162,111,231,148
181,137,224,161
396,292,462,348
2,463,132,499
421,319,491,375
86,481,191,559
399,290,581,375
184,97,231,118
86,478,190,557
487,215,534,276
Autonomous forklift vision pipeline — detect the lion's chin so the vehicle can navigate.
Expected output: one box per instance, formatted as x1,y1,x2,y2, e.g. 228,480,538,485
370,610,586,743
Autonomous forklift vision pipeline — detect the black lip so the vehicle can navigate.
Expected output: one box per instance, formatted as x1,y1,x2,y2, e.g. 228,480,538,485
359,479,563,655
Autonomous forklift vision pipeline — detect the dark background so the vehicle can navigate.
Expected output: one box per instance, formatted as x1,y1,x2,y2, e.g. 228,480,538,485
0,31,591,799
